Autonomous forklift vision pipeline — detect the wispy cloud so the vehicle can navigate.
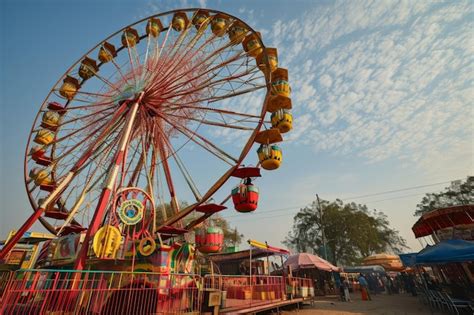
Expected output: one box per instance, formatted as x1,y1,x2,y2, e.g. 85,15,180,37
265,1,473,173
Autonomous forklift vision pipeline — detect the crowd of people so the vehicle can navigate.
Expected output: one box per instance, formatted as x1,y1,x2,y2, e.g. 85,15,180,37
338,272,418,302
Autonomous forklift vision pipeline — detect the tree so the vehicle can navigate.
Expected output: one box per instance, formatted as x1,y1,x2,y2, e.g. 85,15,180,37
283,199,407,265
414,176,473,216
209,215,243,249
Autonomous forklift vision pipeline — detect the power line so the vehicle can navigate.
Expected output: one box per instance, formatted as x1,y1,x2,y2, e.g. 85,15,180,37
341,180,457,201
223,179,461,223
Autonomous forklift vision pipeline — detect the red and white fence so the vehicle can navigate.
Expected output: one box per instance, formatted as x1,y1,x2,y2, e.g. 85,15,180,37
1,269,201,314
287,277,315,298
0,270,315,314
0,270,13,300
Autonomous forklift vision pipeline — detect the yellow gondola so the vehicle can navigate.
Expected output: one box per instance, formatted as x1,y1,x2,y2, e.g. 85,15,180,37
121,27,140,47
146,17,163,37
79,57,99,80
98,42,117,63
34,129,55,145
271,68,290,98
59,76,80,100
257,144,282,170
41,111,60,129
192,10,210,30
228,21,248,44
172,12,189,32
271,109,292,133
30,168,54,186
211,13,229,37
256,48,278,73
242,32,263,58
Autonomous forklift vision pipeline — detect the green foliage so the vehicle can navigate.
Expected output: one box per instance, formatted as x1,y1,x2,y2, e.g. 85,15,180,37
209,215,243,248
283,199,407,265
414,177,473,216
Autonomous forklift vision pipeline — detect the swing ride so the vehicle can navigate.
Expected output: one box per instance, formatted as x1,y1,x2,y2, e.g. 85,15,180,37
0,8,303,314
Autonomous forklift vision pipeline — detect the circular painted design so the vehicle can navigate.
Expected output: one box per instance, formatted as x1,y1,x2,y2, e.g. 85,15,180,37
117,199,144,225
138,237,156,256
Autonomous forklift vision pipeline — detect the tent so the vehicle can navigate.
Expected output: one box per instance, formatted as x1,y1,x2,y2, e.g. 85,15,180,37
399,253,418,267
284,253,339,272
415,239,474,264
362,253,404,271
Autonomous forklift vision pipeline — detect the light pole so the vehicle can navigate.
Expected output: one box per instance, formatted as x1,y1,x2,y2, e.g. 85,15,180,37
316,194,328,261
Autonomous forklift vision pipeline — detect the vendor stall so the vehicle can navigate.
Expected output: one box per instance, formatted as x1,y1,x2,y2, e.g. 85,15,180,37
284,253,339,295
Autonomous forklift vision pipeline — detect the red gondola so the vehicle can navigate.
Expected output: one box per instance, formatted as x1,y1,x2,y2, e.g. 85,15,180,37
195,227,224,254
231,178,259,213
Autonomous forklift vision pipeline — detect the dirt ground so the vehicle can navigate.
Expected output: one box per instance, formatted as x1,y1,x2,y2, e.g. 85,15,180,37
280,292,433,315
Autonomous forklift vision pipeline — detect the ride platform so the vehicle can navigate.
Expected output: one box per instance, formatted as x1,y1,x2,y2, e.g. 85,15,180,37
220,297,306,314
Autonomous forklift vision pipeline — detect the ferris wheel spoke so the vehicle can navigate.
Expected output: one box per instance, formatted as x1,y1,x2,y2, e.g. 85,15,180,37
58,105,117,127
163,104,263,119
156,139,181,217
147,29,243,96
52,117,124,170
160,47,246,96
110,58,134,87
155,119,202,202
55,99,117,111
51,130,121,204
149,24,216,90
123,140,144,187
92,72,124,94
165,18,198,61
140,34,154,85
53,88,114,99
162,62,252,99
166,112,255,131
52,101,129,176
52,113,121,146
124,43,140,87
121,126,151,190
155,111,237,165
57,135,120,232
140,134,154,191
147,22,174,74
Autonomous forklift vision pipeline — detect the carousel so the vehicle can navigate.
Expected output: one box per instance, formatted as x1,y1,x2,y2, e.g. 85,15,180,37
0,8,299,314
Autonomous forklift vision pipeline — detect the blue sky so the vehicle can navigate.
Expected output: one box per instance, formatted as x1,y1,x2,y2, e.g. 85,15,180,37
0,0,472,253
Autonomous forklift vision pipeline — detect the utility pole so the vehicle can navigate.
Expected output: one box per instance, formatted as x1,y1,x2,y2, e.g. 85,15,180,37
316,194,328,261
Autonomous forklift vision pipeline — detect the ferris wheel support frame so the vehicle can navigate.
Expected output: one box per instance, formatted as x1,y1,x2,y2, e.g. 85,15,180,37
75,93,143,270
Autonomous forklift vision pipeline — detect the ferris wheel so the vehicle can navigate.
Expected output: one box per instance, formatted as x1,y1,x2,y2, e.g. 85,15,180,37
0,9,293,268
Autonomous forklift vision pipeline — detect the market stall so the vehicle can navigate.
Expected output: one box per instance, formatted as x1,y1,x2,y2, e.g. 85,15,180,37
283,253,339,296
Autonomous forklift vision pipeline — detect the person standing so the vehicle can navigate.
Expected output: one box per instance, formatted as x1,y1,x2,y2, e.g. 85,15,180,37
343,277,352,302
358,273,372,301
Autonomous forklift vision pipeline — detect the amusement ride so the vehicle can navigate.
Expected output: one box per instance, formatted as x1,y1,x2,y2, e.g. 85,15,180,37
0,8,296,313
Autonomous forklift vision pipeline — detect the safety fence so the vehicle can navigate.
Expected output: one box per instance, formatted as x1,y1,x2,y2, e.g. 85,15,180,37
0,269,201,314
0,270,13,300
0,270,315,314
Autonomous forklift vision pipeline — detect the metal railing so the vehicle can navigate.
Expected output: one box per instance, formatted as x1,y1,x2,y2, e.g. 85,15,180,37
1,270,316,314
0,270,13,300
203,274,288,310
1,269,202,314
